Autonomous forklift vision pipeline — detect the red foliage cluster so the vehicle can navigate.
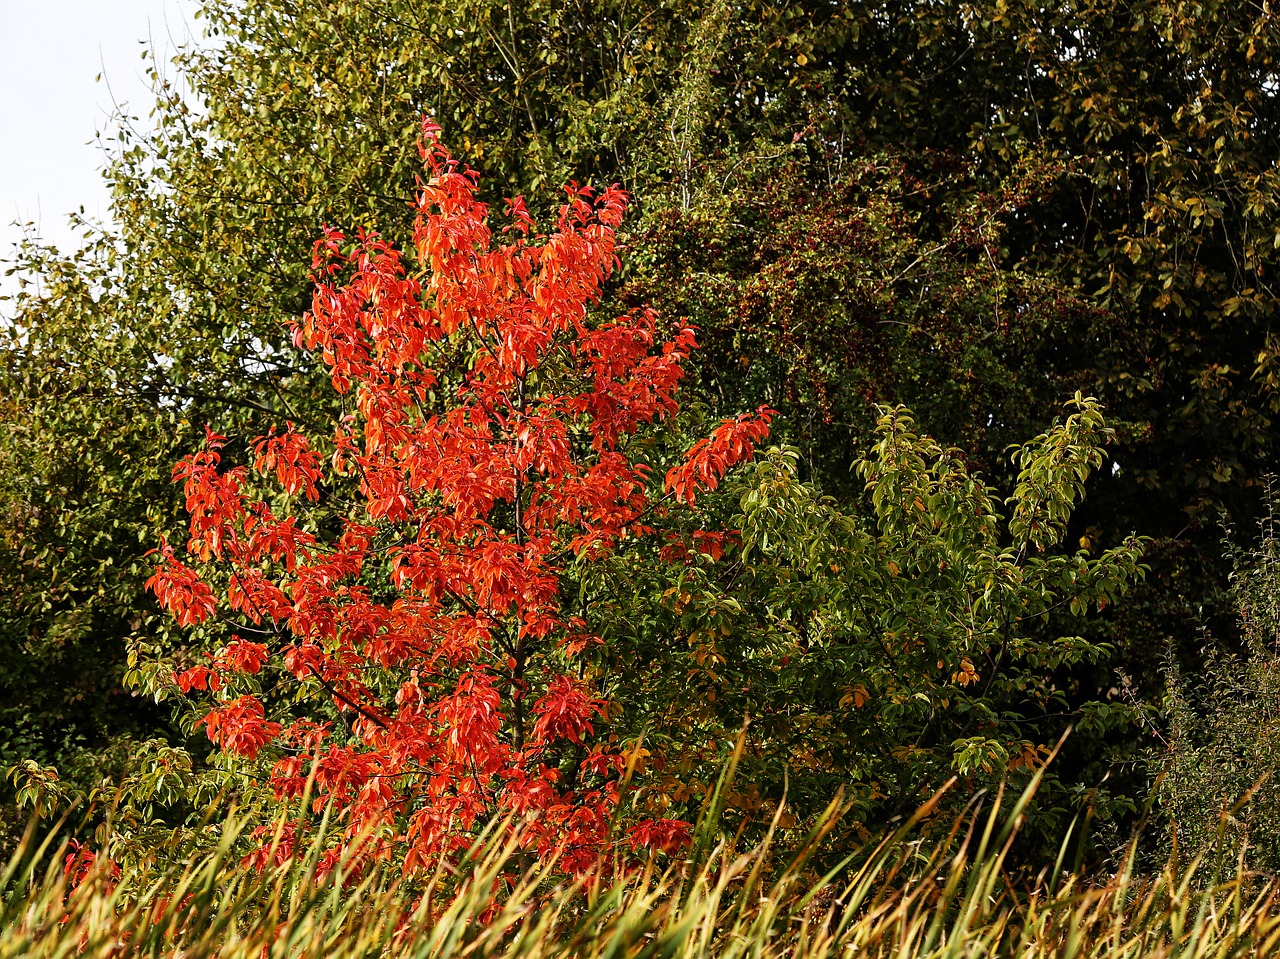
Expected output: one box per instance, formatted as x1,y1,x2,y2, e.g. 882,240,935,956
665,411,774,505
147,120,771,875
63,840,119,890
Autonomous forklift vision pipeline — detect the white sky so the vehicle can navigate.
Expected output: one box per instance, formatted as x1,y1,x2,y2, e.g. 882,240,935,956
0,0,198,300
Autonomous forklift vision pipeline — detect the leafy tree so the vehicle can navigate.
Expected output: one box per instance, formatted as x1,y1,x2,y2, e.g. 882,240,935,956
132,128,771,871
0,257,193,846
616,0,1280,810
9,122,1148,876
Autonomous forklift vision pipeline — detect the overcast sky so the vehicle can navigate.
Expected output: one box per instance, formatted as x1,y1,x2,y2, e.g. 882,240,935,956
0,0,198,299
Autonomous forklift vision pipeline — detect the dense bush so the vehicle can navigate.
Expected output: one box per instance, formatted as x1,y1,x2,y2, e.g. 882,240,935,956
1159,496,1280,872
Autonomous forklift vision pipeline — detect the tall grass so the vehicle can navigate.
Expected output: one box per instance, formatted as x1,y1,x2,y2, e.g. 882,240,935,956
5,782,1280,958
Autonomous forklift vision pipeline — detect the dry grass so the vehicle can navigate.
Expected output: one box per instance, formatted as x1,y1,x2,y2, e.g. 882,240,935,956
5,777,1280,958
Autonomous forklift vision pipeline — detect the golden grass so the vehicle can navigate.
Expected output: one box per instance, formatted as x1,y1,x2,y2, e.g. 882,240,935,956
5,778,1280,958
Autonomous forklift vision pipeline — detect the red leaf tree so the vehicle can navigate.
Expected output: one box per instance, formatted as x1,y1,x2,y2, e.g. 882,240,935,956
147,120,772,874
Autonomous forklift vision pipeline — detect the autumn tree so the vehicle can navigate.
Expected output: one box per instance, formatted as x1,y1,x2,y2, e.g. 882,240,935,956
0,0,702,818
141,123,770,871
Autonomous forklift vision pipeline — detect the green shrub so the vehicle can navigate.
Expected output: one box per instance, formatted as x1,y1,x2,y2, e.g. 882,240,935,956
1159,494,1280,873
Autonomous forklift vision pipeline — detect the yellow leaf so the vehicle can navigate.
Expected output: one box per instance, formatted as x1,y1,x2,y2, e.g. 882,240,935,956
951,656,980,687
623,745,651,774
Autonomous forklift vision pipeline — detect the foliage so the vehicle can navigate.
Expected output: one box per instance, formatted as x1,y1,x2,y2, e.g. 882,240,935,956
612,0,1280,816
0,0,709,814
0,260,191,843
594,396,1147,849
1158,495,1280,873
624,149,1099,495
6,112,1147,872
